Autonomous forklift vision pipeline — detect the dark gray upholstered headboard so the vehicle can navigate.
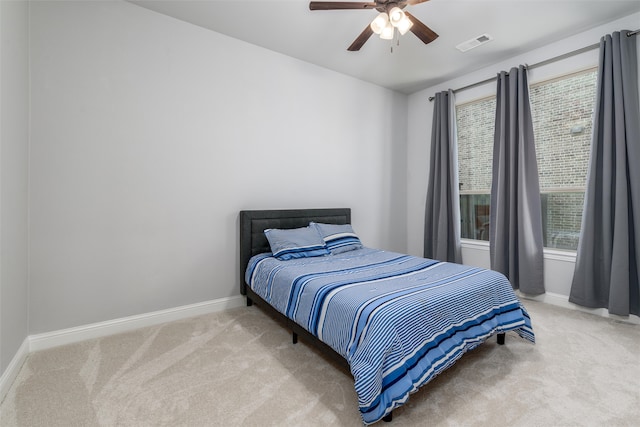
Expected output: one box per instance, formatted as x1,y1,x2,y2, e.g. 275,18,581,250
239,208,351,295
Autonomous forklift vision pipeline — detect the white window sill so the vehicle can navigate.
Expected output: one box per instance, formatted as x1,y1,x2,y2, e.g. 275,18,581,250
460,238,577,263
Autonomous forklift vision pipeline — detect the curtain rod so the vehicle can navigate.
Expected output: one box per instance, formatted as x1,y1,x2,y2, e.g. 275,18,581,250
428,28,639,101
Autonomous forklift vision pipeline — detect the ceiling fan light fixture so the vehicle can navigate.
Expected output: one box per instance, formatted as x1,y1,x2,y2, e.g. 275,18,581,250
388,7,405,27
370,12,389,35
380,22,394,40
308,0,440,51
396,16,413,35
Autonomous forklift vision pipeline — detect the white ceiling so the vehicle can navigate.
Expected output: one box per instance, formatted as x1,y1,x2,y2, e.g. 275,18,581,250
129,0,640,94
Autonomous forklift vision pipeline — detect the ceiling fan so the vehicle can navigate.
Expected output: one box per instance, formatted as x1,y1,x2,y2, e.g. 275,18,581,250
309,0,438,51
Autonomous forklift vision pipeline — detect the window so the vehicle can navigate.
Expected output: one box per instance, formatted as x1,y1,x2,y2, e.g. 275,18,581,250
456,68,598,251
457,96,495,241
530,68,597,250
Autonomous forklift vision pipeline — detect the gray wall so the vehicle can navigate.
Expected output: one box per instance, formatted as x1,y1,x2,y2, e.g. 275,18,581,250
27,0,408,334
0,0,30,375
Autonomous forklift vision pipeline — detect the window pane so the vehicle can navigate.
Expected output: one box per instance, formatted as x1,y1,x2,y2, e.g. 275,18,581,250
456,97,495,240
460,194,491,241
541,192,585,250
456,97,495,194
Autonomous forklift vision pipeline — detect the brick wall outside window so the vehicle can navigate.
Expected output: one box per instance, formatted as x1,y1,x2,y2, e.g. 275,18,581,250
455,68,597,250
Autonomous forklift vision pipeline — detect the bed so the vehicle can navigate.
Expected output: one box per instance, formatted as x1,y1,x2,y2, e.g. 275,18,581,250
239,208,534,424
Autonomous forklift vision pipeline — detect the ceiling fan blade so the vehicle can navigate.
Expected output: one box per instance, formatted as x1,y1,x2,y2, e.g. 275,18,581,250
309,2,377,10
348,25,374,51
405,0,431,5
405,11,438,44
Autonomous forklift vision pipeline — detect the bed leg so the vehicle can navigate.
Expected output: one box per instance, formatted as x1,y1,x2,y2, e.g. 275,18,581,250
246,297,253,307
382,411,393,422
497,333,505,345
292,332,298,344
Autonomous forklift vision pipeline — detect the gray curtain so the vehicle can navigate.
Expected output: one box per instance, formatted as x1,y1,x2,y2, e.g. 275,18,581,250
490,65,545,295
569,30,640,316
424,90,462,263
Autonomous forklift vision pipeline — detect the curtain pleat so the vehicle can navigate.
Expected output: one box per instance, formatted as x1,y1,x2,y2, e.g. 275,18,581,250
424,90,462,263
490,66,545,295
569,31,640,316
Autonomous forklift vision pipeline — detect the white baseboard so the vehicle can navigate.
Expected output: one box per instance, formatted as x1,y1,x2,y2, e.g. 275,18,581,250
29,295,246,352
1,295,245,405
518,291,640,325
0,337,29,405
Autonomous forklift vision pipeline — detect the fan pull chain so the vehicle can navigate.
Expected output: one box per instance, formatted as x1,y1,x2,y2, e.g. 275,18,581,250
390,29,401,53
390,28,398,54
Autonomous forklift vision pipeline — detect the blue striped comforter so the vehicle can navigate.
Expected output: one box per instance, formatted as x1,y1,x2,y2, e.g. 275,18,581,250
246,248,534,424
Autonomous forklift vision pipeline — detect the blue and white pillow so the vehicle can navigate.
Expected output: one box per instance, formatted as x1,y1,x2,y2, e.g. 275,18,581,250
264,226,330,261
311,222,363,254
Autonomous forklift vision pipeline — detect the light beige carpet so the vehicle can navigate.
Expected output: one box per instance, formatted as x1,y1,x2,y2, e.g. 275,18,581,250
1,300,638,426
